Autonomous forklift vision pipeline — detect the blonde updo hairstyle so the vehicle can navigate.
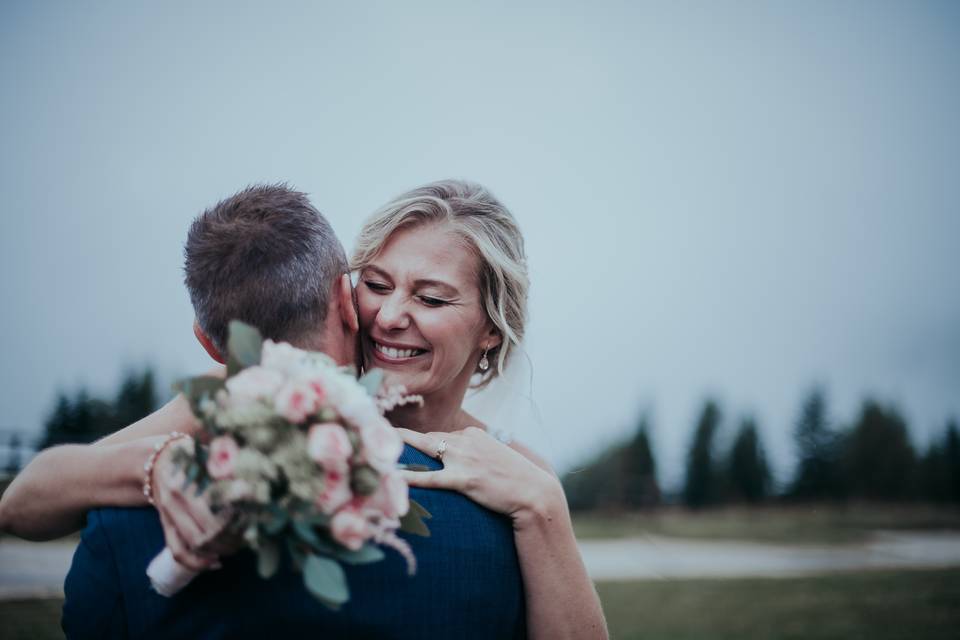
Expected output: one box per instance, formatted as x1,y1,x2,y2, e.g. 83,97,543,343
351,179,529,388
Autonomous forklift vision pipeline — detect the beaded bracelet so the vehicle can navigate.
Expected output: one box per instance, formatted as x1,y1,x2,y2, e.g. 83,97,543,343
142,431,189,505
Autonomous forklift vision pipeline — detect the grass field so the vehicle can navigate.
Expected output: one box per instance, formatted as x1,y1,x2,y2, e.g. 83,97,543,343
598,568,960,640
572,503,960,544
2,569,958,639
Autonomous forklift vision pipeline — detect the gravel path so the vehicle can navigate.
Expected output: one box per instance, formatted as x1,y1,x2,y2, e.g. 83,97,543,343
3,531,960,599
578,530,960,580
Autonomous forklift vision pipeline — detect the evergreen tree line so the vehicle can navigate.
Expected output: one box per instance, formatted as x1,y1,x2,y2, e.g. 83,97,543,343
35,368,159,449
563,388,960,511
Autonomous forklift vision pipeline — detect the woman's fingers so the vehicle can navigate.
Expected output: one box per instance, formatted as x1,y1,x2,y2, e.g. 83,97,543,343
158,511,218,572
399,468,459,491
396,428,440,455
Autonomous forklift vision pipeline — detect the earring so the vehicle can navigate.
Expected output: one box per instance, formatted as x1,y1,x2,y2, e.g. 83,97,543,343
478,347,490,372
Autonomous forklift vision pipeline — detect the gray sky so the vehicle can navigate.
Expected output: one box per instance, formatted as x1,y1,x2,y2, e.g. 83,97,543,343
2,1,958,490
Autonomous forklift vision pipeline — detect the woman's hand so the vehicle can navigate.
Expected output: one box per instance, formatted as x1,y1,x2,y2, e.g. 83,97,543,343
396,427,564,526
151,440,240,572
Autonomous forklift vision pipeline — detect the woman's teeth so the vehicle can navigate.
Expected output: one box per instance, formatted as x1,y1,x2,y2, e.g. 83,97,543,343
374,342,425,359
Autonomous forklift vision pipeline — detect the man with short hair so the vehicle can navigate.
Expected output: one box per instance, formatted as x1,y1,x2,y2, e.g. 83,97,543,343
59,184,525,639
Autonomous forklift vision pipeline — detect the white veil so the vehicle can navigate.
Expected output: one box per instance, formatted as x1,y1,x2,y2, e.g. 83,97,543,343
462,343,541,445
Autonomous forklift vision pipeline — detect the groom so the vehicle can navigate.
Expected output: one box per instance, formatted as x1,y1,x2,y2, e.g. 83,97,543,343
62,185,525,639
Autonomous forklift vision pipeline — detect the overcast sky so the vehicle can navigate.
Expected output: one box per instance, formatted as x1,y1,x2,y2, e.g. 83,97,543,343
2,1,958,490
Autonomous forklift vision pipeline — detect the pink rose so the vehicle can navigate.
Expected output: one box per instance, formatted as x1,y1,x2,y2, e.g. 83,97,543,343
360,418,404,474
224,366,284,403
275,382,318,424
316,469,352,514
330,506,371,551
366,470,410,519
207,436,239,480
307,423,353,473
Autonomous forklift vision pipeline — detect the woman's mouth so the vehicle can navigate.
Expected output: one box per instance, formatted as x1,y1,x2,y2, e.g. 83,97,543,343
370,340,429,363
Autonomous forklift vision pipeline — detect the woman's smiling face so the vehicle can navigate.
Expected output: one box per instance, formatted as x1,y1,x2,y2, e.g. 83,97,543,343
356,222,500,399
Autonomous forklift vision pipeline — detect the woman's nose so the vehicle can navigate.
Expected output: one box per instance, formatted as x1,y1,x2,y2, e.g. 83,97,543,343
375,293,411,331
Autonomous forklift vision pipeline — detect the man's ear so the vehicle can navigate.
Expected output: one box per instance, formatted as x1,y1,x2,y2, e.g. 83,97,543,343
337,273,359,334
193,320,226,364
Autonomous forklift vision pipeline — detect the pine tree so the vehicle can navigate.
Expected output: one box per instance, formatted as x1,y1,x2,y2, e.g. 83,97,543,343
562,446,622,511
844,400,916,500
788,387,842,500
113,368,158,430
37,392,76,449
683,400,721,509
727,417,771,503
4,434,22,476
945,419,960,503
620,417,660,508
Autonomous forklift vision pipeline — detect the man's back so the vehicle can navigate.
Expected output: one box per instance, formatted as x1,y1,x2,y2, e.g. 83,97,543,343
63,445,526,639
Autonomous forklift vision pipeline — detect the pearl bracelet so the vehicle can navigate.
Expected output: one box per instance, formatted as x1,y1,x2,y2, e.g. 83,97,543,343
142,431,189,505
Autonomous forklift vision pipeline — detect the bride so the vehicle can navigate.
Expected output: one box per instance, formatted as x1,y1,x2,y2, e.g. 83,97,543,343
0,179,607,639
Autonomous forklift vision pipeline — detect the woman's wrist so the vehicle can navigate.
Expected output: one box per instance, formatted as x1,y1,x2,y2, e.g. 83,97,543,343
96,436,168,507
512,473,568,532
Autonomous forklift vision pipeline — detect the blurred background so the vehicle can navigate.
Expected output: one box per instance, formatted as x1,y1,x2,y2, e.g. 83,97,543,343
1,1,959,638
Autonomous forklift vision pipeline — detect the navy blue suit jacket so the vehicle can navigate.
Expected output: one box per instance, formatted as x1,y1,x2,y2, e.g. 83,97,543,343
62,445,526,639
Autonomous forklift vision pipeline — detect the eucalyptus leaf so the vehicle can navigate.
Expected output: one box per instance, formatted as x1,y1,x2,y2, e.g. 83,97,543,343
293,520,334,554
357,368,384,396
263,506,289,536
398,463,431,472
226,320,263,376
410,499,432,520
303,554,349,608
336,543,385,565
185,462,200,486
399,499,432,537
286,538,306,571
257,539,281,579
173,375,225,417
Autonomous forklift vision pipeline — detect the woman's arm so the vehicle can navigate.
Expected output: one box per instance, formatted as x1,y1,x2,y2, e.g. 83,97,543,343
0,395,199,540
397,427,608,640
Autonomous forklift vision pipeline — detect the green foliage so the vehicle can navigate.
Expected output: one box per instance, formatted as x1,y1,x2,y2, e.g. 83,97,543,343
842,400,916,500
358,369,384,396
303,554,349,609
726,417,771,503
944,420,960,503
174,375,225,419
683,400,721,509
788,387,844,500
5,434,23,475
563,415,661,511
399,499,432,537
336,544,386,565
620,418,660,508
37,368,159,449
226,320,263,376
256,539,281,579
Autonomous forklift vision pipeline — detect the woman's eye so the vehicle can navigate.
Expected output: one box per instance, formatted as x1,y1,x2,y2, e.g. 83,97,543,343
364,280,389,293
419,296,448,307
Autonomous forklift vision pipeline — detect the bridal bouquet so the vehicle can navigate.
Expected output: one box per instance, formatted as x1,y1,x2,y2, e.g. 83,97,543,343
146,321,431,609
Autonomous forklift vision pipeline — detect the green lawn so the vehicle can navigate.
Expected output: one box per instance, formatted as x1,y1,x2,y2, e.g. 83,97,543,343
3,569,958,640
598,568,960,640
0,599,63,640
573,503,960,544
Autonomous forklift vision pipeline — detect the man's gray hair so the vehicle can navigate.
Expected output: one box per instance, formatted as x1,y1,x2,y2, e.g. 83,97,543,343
184,183,347,352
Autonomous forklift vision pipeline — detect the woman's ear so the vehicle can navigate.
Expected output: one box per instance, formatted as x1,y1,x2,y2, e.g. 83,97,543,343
338,273,359,334
483,326,503,351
